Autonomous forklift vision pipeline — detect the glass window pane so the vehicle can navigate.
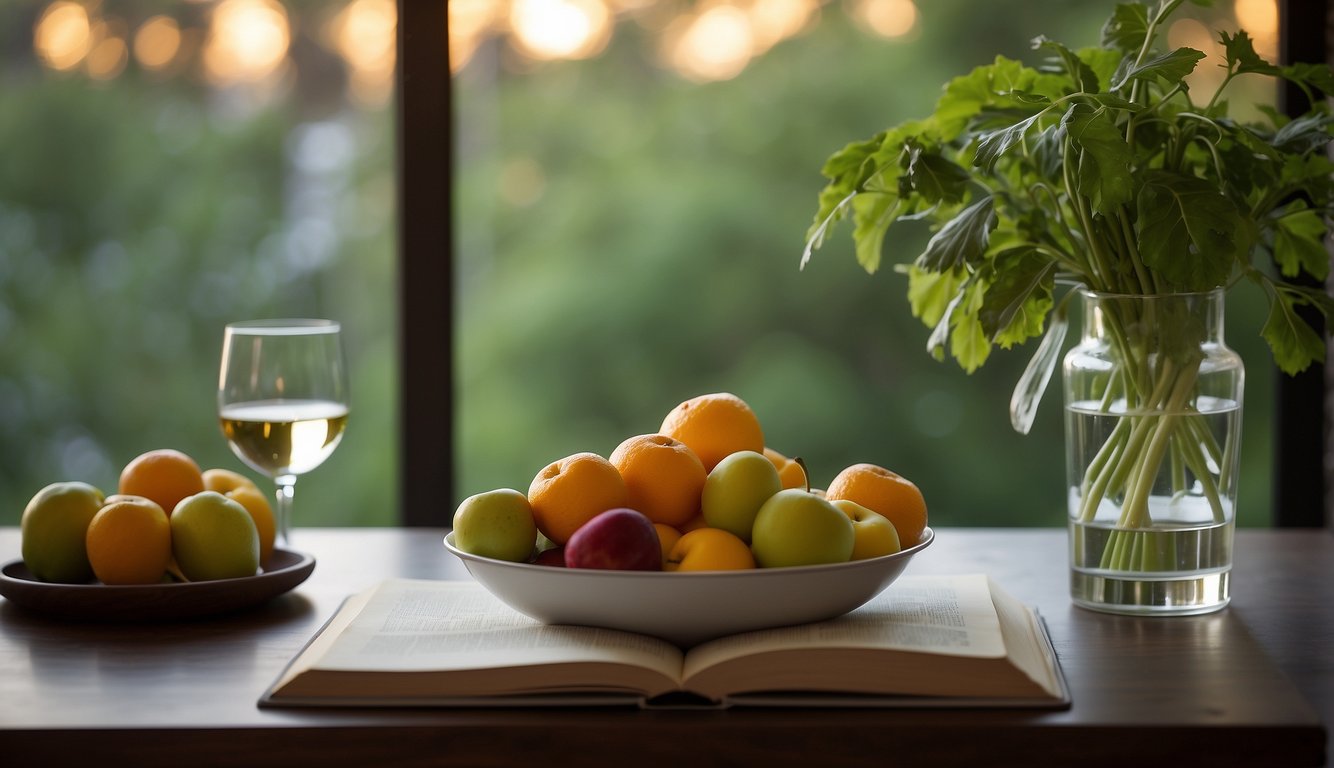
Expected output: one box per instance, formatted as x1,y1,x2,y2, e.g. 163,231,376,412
454,0,1281,527
0,1,398,528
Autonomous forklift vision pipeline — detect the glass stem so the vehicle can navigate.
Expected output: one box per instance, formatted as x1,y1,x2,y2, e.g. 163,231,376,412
275,474,297,546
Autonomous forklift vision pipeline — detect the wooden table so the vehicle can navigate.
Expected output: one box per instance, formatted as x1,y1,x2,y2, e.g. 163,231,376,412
0,527,1329,767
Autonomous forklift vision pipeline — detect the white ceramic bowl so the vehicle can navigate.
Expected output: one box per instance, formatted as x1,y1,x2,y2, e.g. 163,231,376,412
443,528,934,647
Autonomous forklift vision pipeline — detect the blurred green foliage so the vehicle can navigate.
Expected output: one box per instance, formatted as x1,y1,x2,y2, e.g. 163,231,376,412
0,13,396,528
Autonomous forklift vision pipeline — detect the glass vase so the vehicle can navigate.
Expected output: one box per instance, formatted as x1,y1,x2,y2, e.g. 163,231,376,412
1063,289,1243,616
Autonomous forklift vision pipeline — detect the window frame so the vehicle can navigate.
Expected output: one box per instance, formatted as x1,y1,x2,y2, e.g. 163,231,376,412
397,1,454,527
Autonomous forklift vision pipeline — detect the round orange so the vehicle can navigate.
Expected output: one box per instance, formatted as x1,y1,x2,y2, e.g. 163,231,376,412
824,463,928,546
85,496,172,585
659,392,765,471
763,447,808,490
201,468,260,494
609,434,707,527
119,449,205,519
527,452,628,545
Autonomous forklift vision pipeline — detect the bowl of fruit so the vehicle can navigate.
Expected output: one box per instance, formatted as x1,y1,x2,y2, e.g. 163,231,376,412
445,393,934,647
1,449,314,620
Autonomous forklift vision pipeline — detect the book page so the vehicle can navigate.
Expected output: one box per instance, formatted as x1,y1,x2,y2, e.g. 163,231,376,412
987,576,1064,697
683,574,1006,682
307,580,685,681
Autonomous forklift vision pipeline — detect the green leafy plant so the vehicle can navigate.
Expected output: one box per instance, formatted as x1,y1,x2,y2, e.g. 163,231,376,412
805,0,1332,380
802,0,1334,569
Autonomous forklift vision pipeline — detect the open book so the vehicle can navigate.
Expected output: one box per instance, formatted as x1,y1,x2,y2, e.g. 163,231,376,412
261,574,1068,709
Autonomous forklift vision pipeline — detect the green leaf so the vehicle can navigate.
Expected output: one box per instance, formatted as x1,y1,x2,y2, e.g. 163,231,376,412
1135,171,1246,288
1272,205,1330,281
1272,112,1334,155
905,264,965,327
1219,29,1278,76
1111,47,1206,91
1009,297,1069,435
1029,123,1066,182
819,134,884,182
1101,3,1150,51
973,111,1046,172
933,57,1041,140
1079,46,1129,92
907,145,970,204
850,192,900,274
977,246,1058,347
1280,62,1334,97
950,279,992,373
1262,285,1327,375
804,187,854,255
1033,36,1099,93
1062,103,1134,215
915,196,997,272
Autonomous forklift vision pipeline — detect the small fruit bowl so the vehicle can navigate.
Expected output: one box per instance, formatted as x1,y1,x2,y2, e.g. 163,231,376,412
0,549,315,621
444,528,933,647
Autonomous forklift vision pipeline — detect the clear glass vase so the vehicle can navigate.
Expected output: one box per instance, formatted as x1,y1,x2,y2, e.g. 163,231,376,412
1063,289,1243,616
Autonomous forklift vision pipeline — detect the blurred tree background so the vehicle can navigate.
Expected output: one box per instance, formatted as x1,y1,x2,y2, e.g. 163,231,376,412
0,1,398,528
0,0,1282,531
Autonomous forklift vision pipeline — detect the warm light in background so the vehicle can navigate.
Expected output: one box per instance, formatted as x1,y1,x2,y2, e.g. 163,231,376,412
330,0,397,107
86,26,128,80
203,0,291,84
1233,0,1277,58
134,16,182,71
667,4,754,82
850,0,918,39
449,0,502,72
1167,17,1226,95
510,0,613,61
34,1,93,71
747,0,819,53
26,0,1279,89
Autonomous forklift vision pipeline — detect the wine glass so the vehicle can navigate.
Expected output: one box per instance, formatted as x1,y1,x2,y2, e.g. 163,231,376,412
217,319,349,547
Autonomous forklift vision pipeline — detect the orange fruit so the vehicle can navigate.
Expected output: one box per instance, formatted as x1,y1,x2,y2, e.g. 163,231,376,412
609,434,707,527
825,463,928,546
653,523,682,567
225,485,278,566
527,452,628,545
665,528,756,571
202,468,260,494
763,447,808,490
119,449,205,519
659,392,765,471
85,496,172,585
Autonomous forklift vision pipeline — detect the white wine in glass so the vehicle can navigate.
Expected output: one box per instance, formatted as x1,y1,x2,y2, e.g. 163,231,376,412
218,319,349,546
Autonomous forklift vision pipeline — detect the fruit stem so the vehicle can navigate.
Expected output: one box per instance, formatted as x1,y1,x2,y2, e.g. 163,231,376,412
794,457,811,493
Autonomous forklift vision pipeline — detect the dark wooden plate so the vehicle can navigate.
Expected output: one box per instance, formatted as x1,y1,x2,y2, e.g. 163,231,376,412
0,548,315,621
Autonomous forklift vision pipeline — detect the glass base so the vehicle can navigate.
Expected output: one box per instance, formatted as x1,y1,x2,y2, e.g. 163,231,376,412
1070,569,1230,616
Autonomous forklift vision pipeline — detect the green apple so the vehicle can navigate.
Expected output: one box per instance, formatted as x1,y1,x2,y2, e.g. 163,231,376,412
701,450,781,542
751,488,855,568
170,491,260,581
831,499,902,560
20,481,106,583
452,489,538,562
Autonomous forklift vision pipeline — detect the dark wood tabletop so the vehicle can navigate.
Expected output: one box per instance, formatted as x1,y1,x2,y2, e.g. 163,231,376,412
0,527,1329,767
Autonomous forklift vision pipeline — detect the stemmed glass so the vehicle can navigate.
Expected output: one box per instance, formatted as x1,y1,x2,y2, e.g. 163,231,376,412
217,319,349,547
